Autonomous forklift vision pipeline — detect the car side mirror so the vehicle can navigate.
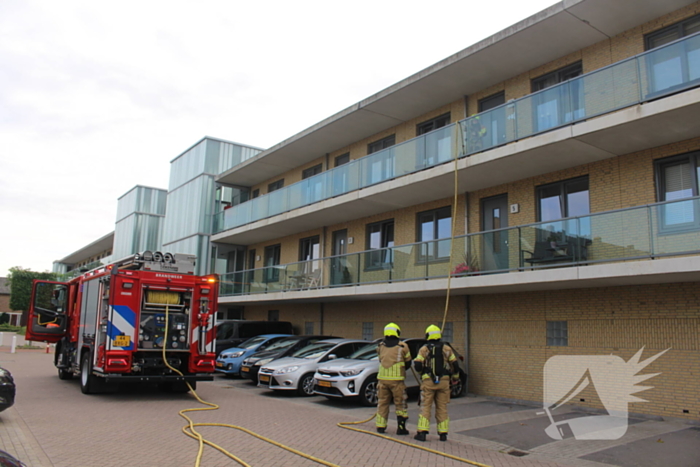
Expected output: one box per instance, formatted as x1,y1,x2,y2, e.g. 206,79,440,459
327,354,337,360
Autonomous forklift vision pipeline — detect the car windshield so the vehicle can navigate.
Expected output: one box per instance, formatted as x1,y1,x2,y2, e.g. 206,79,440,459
237,336,269,349
292,342,335,359
264,338,299,351
348,344,378,360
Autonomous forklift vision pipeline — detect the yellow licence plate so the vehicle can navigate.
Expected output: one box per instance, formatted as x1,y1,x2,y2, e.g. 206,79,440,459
259,375,270,382
216,362,224,368
318,380,332,387
114,335,131,347
241,367,249,372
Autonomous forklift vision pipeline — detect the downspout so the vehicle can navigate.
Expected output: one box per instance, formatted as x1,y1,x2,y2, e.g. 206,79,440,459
320,302,325,334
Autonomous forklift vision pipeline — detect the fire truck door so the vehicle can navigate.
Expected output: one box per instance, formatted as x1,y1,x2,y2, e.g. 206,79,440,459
25,281,69,343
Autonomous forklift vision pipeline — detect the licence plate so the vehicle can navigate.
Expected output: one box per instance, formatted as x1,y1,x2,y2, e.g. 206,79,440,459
216,362,224,368
114,335,131,347
259,375,270,382
241,366,249,372
318,380,332,387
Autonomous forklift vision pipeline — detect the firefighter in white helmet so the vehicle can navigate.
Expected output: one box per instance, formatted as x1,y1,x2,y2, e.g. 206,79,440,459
375,322,412,435
412,324,460,442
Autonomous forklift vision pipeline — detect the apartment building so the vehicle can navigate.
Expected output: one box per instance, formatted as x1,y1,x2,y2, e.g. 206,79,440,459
211,0,700,420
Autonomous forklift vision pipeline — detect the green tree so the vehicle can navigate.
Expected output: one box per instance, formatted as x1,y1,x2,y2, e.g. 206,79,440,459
7,267,57,312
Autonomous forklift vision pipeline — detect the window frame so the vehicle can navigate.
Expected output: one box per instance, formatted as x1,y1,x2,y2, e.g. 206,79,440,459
478,92,506,112
531,62,583,92
365,219,395,270
645,13,700,51
416,113,451,136
416,206,453,263
546,321,568,347
263,244,281,283
267,179,284,193
654,152,700,233
302,164,323,180
368,135,396,154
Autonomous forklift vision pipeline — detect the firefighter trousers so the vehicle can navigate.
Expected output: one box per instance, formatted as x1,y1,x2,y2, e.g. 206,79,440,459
417,378,450,433
376,379,408,428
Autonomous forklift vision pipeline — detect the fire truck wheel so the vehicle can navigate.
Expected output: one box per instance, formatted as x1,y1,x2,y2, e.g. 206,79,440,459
58,368,73,380
80,352,101,394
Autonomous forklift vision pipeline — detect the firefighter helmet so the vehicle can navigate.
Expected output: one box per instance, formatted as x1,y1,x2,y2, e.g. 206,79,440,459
384,322,401,337
425,324,442,340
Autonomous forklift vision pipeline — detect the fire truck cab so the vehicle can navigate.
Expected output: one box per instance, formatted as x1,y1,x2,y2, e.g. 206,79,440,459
26,252,218,394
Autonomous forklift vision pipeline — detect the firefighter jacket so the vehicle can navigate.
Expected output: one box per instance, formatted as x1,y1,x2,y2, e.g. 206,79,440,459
377,338,412,381
414,341,458,382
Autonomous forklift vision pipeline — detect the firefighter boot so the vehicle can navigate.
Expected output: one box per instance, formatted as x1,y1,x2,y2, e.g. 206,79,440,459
439,433,448,442
377,427,386,433
397,416,409,435
414,431,427,442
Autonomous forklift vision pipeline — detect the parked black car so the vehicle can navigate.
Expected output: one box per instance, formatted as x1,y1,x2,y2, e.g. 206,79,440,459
0,366,15,413
0,367,15,412
240,335,336,382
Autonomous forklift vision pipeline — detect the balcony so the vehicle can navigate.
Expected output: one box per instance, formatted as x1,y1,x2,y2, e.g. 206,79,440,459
218,197,700,303
213,32,700,246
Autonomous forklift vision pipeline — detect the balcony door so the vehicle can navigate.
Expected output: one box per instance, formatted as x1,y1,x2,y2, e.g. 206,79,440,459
482,194,509,271
645,15,700,96
331,229,350,286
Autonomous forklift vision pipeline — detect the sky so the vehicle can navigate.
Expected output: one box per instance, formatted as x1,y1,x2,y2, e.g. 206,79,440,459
0,0,560,276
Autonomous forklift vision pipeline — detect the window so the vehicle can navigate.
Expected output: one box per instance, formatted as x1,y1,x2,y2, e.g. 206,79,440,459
537,176,590,238
367,135,396,185
655,152,700,229
368,135,395,154
305,322,314,334
478,92,505,112
365,219,394,269
302,164,323,179
264,244,281,282
417,206,452,261
268,310,279,321
332,153,351,196
268,179,284,193
442,322,454,343
645,14,700,95
478,92,507,149
546,321,568,346
299,235,320,272
531,62,584,132
335,153,350,167
417,113,450,136
362,322,374,341
252,189,260,199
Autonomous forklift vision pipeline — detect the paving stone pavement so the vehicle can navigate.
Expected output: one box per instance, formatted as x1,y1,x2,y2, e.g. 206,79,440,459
0,345,697,467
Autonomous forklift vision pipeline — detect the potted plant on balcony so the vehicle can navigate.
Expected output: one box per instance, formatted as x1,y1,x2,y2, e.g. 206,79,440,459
451,253,479,277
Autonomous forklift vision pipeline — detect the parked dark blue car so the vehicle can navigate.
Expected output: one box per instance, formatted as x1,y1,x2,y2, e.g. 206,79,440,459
215,334,292,376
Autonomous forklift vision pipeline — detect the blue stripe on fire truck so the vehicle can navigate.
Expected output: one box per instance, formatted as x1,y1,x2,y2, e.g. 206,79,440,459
108,305,136,350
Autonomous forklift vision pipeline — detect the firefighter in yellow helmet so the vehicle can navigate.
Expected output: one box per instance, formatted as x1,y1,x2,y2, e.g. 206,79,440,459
412,324,460,442
375,322,412,435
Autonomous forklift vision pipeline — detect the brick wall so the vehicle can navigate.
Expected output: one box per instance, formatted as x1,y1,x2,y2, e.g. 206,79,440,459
469,283,700,420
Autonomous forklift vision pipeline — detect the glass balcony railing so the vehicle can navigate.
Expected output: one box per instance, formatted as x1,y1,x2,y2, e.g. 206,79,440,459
462,32,700,155
214,124,459,232
218,197,700,296
214,32,700,235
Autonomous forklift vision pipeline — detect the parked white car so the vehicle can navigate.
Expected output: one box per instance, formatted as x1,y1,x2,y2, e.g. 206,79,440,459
257,339,369,396
313,339,468,406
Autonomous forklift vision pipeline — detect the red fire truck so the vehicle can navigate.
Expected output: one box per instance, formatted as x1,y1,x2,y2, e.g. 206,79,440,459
25,252,218,394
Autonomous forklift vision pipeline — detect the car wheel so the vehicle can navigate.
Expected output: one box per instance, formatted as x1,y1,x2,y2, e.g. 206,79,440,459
58,367,73,380
80,352,100,394
297,373,315,396
450,372,467,398
359,376,379,407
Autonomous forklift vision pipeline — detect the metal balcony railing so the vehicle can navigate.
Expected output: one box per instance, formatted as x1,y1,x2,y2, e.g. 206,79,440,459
213,32,700,235
218,197,700,296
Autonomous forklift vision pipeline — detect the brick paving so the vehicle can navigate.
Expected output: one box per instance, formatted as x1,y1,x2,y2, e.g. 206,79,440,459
0,345,697,467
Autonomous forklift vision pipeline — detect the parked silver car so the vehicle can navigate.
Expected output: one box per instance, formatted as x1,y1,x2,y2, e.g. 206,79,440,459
257,339,369,396
313,338,468,406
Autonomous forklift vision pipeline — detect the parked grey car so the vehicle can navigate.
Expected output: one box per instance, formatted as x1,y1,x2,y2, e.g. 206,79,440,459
257,339,369,396
313,338,468,406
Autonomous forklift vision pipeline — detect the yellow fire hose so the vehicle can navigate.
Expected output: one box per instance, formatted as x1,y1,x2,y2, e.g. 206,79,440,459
162,124,490,466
